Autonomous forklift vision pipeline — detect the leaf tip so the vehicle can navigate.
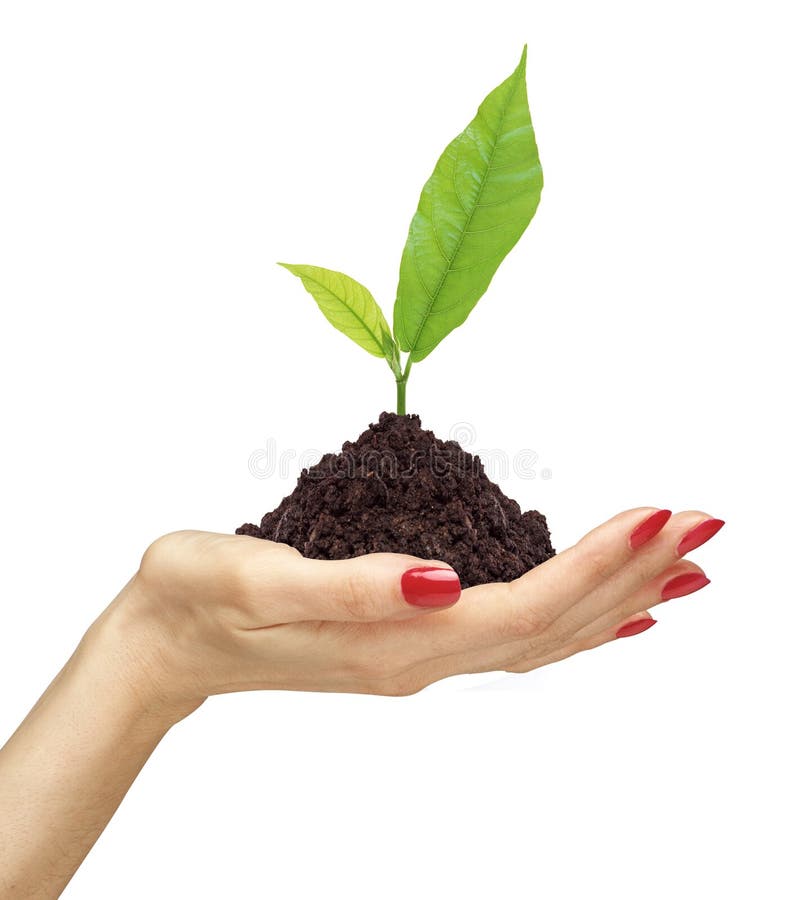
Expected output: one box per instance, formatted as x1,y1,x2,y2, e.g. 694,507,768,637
519,44,528,71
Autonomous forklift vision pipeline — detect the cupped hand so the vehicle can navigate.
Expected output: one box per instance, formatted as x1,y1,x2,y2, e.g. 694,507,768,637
105,507,723,713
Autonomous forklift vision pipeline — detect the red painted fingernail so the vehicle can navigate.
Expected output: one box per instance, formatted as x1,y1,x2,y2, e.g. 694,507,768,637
628,509,672,550
677,518,725,556
661,572,711,601
401,567,461,608
616,618,657,639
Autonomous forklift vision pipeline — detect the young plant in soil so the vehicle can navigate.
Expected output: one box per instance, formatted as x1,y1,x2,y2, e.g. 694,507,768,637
279,46,541,415
238,47,555,587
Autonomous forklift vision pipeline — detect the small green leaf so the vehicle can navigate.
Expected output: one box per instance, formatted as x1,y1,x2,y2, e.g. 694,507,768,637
393,46,543,362
278,263,398,364
381,330,403,379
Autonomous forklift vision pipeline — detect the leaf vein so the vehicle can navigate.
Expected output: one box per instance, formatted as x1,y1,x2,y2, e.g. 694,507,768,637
429,200,454,265
463,212,532,235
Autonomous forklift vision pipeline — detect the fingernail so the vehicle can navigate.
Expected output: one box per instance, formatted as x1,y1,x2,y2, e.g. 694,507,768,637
628,509,672,550
401,567,461,608
616,618,657,639
661,572,711,601
677,518,725,556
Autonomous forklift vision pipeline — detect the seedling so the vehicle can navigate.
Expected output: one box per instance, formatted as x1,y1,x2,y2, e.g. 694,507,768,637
279,46,542,415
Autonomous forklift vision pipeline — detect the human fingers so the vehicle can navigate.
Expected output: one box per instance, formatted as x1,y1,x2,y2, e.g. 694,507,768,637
138,532,461,628
546,511,722,637
373,507,675,660
567,560,709,643
222,535,464,623
277,552,463,623
390,558,706,686
502,613,659,675
349,607,657,697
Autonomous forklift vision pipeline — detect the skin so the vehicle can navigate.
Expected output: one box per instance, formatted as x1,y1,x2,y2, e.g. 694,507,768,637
0,506,716,897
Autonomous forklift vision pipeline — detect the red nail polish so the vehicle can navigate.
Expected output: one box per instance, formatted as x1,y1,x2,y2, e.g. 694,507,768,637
661,572,710,601
616,618,657,638
677,518,725,556
628,509,672,550
401,567,461,608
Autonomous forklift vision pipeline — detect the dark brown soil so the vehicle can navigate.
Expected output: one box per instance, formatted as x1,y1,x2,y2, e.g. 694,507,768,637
236,412,555,588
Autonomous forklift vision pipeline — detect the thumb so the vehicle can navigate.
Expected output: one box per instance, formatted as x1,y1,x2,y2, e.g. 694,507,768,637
282,552,463,623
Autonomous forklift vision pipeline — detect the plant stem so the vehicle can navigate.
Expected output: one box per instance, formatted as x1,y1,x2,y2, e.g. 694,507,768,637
396,378,406,415
396,359,413,415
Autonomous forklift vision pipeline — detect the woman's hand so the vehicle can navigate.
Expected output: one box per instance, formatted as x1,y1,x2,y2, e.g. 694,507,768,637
114,506,724,712
0,506,723,896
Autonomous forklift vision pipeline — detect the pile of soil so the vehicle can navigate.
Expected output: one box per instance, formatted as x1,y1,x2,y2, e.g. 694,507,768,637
236,412,555,588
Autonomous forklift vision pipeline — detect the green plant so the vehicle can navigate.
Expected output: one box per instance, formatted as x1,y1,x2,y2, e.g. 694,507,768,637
279,46,542,415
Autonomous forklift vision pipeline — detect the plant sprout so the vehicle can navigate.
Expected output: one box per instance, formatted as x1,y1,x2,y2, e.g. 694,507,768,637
279,45,542,415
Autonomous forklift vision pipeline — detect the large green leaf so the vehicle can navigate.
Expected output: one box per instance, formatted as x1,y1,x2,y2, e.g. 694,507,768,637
279,263,400,373
393,46,543,361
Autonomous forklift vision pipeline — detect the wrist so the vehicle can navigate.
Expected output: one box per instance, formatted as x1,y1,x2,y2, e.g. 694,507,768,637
83,576,206,732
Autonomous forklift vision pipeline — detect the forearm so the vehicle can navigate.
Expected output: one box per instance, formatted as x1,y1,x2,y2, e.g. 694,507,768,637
0,588,197,898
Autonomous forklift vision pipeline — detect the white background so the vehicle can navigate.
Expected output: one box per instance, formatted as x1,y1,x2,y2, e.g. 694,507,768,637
1,1,797,897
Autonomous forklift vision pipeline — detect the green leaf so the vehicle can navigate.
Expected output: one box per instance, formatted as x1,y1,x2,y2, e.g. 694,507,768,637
278,263,399,367
393,46,543,362
381,329,403,379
